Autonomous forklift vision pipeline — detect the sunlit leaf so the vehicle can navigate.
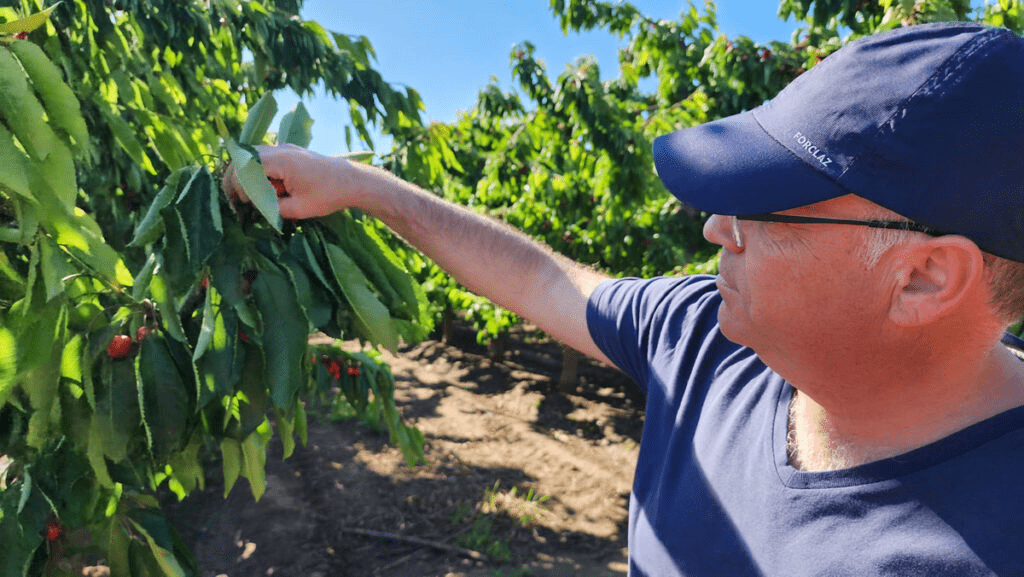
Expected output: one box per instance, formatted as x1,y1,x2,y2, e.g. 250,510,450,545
225,139,282,232
240,420,272,501
220,437,242,497
102,107,156,174
277,101,313,147
0,328,16,408
0,46,59,162
0,4,58,34
9,40,91,157
238,91,277,146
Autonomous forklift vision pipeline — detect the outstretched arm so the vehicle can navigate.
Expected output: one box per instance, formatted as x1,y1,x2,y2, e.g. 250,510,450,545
223,145,614,366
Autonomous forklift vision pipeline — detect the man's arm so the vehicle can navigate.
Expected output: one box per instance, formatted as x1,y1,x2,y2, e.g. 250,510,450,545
224,145,615,366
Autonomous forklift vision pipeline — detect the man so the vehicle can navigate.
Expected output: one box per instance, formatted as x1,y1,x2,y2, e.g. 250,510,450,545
225,22,1024,577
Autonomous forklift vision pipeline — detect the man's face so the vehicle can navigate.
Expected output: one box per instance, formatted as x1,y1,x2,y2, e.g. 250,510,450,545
703,195,894,370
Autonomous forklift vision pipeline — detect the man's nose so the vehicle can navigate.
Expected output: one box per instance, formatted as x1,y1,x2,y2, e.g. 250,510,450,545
703,214,743,253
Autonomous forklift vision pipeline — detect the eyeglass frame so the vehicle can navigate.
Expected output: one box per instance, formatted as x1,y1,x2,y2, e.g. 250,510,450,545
728,213,946,248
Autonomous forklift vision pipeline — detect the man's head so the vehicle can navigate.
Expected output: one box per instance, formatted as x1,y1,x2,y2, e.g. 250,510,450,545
654,23,1024,265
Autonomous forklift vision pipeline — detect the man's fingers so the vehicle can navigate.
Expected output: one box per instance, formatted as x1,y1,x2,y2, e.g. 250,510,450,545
221,162,250,204
278,196,301,220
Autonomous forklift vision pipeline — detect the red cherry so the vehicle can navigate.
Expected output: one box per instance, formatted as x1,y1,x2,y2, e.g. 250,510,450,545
269,178,287,198
327,360,341,379
135,326,150,342
45,522,63,542
14,31,28,40
107,335,133,359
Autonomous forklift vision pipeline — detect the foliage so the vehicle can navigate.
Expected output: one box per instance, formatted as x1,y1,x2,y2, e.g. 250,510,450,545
384,0,1022,344
0,2,432,575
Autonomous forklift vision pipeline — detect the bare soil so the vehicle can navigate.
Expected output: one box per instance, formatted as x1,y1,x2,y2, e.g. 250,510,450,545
164,320,644,577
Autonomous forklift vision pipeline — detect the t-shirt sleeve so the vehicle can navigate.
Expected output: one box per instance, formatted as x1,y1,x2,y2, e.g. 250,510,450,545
586,275,724,394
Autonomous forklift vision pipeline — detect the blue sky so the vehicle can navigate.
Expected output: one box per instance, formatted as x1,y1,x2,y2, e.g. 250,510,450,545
271,1,805,156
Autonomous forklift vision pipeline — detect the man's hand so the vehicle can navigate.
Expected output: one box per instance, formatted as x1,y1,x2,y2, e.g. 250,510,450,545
222,144,357,220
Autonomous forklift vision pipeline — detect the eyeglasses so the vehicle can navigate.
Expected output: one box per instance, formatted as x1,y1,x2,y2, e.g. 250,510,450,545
728,213,944,248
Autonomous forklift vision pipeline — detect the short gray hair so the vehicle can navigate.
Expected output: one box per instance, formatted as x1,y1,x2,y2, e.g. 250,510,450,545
857,207,1024,325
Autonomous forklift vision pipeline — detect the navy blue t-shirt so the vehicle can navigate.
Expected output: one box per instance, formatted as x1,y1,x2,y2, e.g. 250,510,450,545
587,275,1024,577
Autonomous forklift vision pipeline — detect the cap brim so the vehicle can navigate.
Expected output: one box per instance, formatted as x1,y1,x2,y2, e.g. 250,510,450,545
652,111,848,215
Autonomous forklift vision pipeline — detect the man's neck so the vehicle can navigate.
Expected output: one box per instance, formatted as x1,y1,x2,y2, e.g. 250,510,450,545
786,342,1024,472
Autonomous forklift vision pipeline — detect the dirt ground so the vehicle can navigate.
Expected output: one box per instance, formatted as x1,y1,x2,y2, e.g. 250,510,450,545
164,320,645,577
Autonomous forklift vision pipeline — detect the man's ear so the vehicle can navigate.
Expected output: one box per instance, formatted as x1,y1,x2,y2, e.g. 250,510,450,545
887,237,986,326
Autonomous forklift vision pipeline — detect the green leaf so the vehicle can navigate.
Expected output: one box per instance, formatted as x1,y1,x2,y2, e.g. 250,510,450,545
354,217,427,327
195,292,241,408
289,233,338,300
0,4,58,35
39,235,73,302
277,101,313,147
337,150,375,163
0,45,60,162
220,437,242,497
61,332,84,384
34,185,129,286
150,272,186,343
22,362,61,449
141,110,193,170
87,350,141,485
279,249,332,330
0,328,15,408
136,335,190,460
323,243,399,352
106,515,132,577
174,167,224,272
157,204,192,295
192,285,216,362
101,107,155,174
237,345,268,437
274,408,296,459
250,265,308,408
294,398,308,446
208,222,259,329
127,510,188,577
150,71,185,117
8,40,90,157
0,124,33,204
0,477,47,577
167,435,205,495
238,92,278,146
132,253,157,301
130,167,195,248
240,420,272,501
225,139,282,232
13,281,63,373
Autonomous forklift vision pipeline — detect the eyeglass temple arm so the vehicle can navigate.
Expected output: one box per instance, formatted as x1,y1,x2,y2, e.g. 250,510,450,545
735,213,942,235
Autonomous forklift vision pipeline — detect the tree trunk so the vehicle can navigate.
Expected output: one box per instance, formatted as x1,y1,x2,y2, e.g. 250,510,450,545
488,331,508,362
441,306,456,344
558,344,582,392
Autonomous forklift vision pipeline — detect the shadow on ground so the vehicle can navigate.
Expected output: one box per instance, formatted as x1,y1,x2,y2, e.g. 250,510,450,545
165,320,643,577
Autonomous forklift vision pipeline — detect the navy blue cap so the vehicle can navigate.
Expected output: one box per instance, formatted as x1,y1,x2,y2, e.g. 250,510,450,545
653,23,1024,262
